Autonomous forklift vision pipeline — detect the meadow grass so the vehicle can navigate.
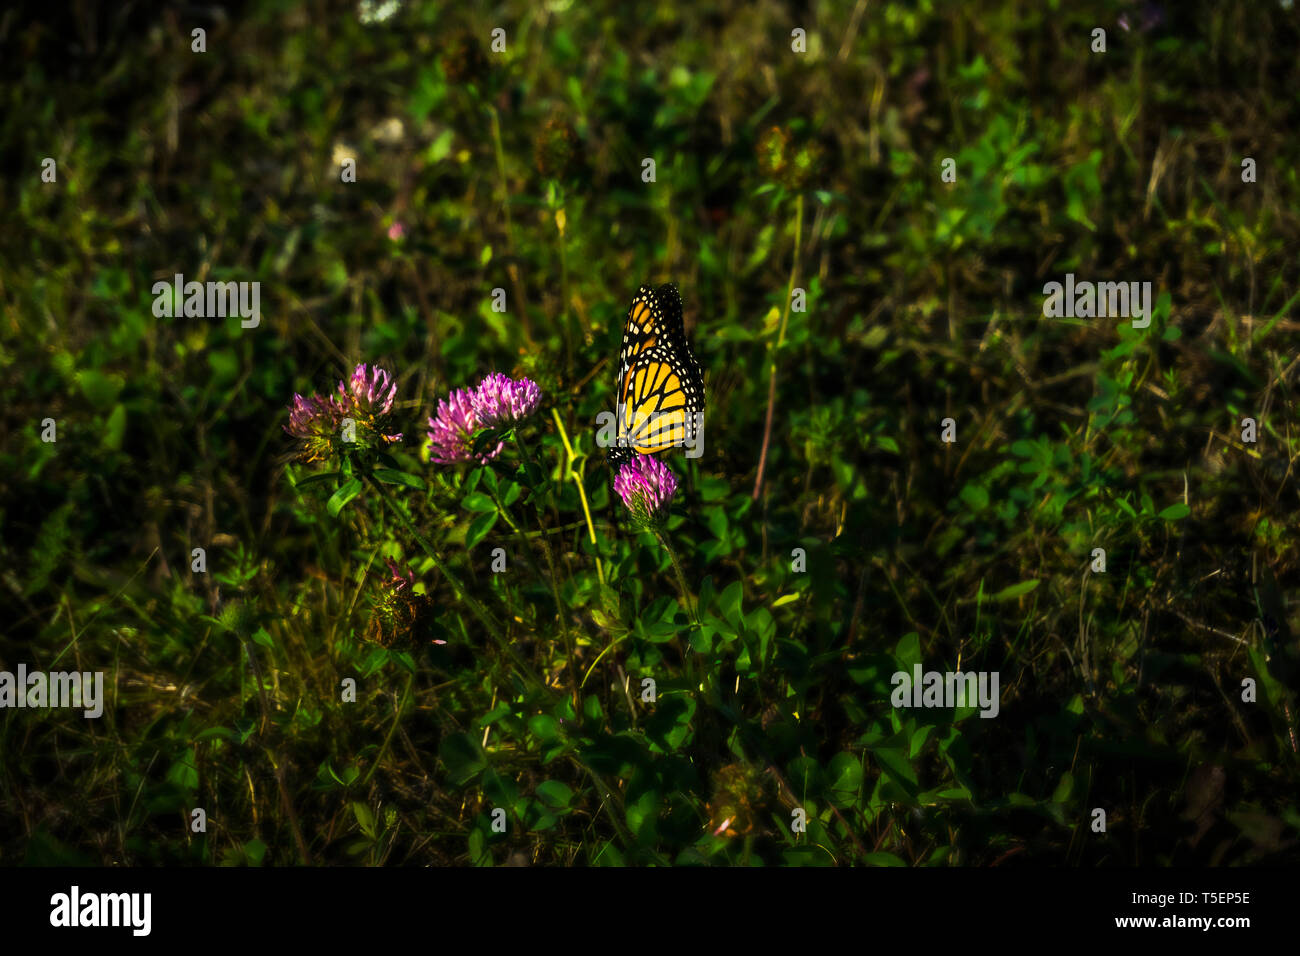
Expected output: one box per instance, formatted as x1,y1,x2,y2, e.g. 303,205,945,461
1,0,1298,865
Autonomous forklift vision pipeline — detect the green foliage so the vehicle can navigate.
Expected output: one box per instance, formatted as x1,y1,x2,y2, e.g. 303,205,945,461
2,0,1298,869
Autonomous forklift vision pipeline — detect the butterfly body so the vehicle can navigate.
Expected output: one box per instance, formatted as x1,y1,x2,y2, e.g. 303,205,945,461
608,283,705,466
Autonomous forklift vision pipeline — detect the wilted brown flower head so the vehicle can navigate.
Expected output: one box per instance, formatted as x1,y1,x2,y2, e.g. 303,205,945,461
706,762,769,838
441,30,487,85
756,125,822,191
534,114,580,179
364,559,439,648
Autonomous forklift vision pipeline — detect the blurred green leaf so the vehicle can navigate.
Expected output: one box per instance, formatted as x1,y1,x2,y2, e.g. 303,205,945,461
466,511,498,549
373,469,425,490
991,580,1039,602
439,733,488,786
327,478,363,517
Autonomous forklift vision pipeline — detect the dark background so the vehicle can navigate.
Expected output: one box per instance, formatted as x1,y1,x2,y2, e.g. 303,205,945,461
1,0,1297,866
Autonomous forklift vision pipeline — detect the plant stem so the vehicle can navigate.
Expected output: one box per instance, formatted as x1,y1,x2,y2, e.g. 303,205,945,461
485,468,576,698
363,471,543,690
488,104,532,342
579,632,629,690
360,672,413,786
753,191,804,501
516,418,564,531
514,432,581,704
484,482,524,535
243,635,313,864
653,526,703,693
481,479,530,623
654,527,699,627
551,408,605,586
552,190,575,378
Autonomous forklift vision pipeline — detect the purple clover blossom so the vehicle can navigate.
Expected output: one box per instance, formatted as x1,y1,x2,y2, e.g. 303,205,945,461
285,362,404,463
613,454,678,525
368,557,446,647
284,392,343,462
424,372,538,467
285,393,336,435
426,387,503,464
384,558,416,594
341,363,398,417
1118,1,1164,32
472,372,542,427
336,364,403,445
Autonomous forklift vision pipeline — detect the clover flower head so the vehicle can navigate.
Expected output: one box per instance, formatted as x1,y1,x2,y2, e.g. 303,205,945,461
341,363,398,417
284,392,344,462
1119,1,1164,32
472,372,542,427
613,453,677,525
365,557,443,648
286,362,404,463
334,364,403,446
426,387,503,465
535,115,580,179
285,393,333,436
385,558,416,594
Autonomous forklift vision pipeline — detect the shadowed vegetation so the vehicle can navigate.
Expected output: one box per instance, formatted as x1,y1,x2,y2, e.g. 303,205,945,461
1,0,1298,866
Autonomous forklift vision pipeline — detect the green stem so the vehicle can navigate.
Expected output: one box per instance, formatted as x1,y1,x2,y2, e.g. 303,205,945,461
514,432,581,703
571,757,671,865
360,672,413,786
775,192,804,352
552,189,575,378
552,408,605,586
654,527,699,627
488,104,532,344
488,105,514,239
653,525,703,693
363,471,543,690
752,192,804,503
484,471,571,690
516,421,564,531
579,632,629,690
481,479,528,622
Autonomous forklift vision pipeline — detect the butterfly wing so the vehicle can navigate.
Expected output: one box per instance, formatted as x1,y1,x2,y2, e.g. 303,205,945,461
617,284,680,384
614,284,705,457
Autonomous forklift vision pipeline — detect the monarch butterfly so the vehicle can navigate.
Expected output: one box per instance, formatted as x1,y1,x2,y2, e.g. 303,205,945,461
607,283,705,466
